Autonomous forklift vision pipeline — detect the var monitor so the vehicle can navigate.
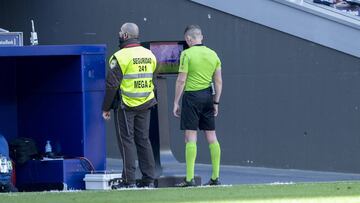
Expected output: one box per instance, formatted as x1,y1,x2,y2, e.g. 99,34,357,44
142,41,188,74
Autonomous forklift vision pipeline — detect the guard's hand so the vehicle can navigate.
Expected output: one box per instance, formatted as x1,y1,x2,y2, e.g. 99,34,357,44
103,111,111,120
213,105,219,117
173,103,181,118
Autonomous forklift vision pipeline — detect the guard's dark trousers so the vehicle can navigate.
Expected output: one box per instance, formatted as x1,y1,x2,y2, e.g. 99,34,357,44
114,108,155,184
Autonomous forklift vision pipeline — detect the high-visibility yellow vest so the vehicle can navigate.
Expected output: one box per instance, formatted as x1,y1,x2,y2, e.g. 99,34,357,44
110,46,156,107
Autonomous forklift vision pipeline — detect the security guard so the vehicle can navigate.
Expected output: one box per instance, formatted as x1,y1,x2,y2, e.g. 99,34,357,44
0,134,18,192
102,23,156,188
173,25,223,187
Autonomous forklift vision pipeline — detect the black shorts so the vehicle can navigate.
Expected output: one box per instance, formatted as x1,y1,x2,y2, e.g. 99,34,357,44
181,87,215,131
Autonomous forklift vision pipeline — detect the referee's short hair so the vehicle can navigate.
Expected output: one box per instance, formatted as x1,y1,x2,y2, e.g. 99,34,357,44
184,25,202,39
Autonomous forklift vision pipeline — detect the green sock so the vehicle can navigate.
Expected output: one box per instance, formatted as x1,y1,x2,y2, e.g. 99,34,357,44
209,141,221,180
185,142,197,182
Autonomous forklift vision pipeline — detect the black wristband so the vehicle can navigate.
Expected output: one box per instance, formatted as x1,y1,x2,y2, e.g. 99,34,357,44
213,101,219,105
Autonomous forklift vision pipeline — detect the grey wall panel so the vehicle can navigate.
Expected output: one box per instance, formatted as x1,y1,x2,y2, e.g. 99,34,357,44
2,0,360,173
0,1,10,30
192,0,360,58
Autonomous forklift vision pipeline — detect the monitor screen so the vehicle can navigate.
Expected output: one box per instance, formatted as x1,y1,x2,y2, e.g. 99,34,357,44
149,41,187,74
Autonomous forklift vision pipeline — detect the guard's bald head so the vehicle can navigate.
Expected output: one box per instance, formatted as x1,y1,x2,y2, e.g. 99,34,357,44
184,25,202,40
120,23,139,39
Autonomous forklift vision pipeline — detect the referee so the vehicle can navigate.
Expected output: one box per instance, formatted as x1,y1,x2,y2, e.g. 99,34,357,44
173,25,223,187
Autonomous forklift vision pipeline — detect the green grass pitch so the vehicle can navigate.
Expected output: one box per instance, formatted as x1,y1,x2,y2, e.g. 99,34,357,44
1,181,360,203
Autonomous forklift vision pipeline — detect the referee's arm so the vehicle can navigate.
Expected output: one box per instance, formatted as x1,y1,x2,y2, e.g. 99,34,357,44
213,68,222,103
173,72,187,117
213,68,222,116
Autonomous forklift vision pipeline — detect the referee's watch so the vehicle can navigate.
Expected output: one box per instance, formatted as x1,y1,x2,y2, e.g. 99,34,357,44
213,101,219,105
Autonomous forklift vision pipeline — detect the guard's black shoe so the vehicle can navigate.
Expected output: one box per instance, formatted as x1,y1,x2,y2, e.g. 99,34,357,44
111,182,136,189
136,181,155,188
203,178,221,186
175,178,196,187
0,183,18,193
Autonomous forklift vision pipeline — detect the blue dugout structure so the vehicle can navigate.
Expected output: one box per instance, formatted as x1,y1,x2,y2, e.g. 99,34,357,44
0,45,106,190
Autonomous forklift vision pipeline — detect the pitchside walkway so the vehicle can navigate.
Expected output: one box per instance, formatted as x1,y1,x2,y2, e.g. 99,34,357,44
107,152,360,185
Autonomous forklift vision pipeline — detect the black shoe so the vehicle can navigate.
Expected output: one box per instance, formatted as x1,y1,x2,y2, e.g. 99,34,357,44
175,179,196,187
111,182,136,189
0,183,18,193
203,178,221,186
136,181,155,188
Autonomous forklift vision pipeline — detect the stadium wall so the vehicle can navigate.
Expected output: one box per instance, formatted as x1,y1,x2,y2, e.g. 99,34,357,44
1,0,360,173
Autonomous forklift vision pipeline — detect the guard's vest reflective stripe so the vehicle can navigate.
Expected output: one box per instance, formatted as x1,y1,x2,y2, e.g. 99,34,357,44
111,46,156,107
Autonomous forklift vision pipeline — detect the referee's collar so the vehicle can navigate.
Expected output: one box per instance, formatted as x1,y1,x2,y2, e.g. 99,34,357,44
193,44,203,47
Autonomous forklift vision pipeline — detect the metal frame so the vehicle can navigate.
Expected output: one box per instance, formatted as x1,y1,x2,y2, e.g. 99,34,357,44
0,32,23,46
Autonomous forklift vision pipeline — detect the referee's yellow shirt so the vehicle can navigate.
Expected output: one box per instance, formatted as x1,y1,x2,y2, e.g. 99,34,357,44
179,45,221,91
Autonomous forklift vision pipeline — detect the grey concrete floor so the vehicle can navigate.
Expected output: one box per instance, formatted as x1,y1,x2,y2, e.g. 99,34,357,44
107,151,360,185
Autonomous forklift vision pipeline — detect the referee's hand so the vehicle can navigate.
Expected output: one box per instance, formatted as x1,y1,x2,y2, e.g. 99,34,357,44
214,105,219,117
173,103,181,118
